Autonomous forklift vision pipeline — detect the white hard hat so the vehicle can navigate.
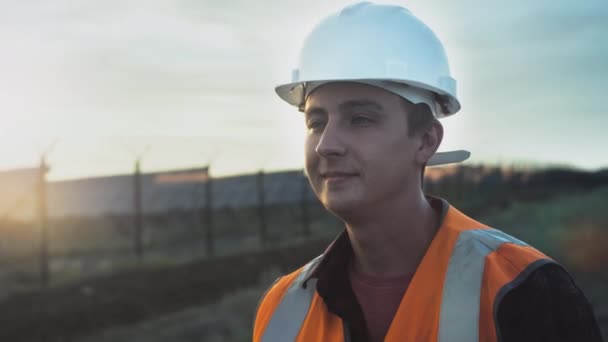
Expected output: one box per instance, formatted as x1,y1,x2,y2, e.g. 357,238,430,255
275,1,469,166
275,1,460,118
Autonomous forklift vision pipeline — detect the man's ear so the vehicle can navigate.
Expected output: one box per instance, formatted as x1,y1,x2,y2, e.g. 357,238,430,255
415,121,444,165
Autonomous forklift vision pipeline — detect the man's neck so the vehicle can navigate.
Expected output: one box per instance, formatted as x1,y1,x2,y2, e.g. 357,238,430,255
345,192,441,278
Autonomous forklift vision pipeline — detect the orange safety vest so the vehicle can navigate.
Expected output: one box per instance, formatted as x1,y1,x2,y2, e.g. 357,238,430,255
253,205,556,342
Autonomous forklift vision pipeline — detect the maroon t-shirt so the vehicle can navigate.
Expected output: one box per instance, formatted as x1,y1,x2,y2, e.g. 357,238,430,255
349,265,414,342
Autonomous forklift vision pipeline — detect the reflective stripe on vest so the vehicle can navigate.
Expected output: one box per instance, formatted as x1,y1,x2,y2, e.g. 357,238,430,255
261,254,323,342
260,228,534,341
437,228,527,342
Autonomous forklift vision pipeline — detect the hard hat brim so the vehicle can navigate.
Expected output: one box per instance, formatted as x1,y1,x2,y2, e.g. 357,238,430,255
275,78,469,167
427,150,470,167
275,78,461,118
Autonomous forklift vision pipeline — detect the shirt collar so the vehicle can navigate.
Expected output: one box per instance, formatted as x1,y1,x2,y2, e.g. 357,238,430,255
303,195,450,287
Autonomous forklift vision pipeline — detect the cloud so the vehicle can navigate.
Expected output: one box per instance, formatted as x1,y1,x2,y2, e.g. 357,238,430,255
0,0,606,177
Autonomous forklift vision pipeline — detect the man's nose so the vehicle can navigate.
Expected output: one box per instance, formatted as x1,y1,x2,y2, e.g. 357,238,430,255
315,122,346,158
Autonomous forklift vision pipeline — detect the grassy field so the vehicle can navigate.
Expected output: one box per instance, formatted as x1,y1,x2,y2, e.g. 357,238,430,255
479,185,608,274
79,270,280,342
76,185,608,342
0,201,341,300
0,236,335,342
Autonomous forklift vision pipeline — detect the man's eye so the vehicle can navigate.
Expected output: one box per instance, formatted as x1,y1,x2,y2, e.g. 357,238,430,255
307,120,325,131
351,115,373,125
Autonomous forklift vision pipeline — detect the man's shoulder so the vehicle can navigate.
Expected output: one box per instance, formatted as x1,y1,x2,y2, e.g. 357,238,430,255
258,264,307,304
256,255,322,309
496,263,603,341
454,224,545,261
497,262,575,301
253,264,309,340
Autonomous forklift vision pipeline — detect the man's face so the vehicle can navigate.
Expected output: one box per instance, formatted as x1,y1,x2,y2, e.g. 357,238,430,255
304,82,424,217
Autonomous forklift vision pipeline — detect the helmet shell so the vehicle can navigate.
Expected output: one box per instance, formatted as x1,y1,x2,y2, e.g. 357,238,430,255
275,2,460,117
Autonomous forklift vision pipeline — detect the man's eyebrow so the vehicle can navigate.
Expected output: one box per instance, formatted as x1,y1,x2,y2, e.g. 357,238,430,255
304,100,383,117
304,106,327,117
338,99,383,113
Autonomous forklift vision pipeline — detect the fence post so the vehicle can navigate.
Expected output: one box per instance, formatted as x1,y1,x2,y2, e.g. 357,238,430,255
204,168,214,257
38,157,50,287
300,172,310,237
257,170,267,247
133,159,143,266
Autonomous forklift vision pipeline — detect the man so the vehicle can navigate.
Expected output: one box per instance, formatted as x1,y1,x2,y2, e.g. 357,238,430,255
254,2,602,341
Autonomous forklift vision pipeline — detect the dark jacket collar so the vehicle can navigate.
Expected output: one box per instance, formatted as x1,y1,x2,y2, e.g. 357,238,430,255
303,195,450,287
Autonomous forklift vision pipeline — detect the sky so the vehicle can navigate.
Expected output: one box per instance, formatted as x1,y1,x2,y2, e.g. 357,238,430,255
0,0,606,180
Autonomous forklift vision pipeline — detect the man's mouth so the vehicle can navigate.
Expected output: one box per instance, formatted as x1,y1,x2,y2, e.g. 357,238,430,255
320,171,358,184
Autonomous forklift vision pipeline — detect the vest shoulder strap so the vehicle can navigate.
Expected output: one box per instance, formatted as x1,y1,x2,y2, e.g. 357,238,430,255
255,255,323,342
439,228,553,342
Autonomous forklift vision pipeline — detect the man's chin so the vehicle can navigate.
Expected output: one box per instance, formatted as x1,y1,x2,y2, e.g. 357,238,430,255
322,197,360,220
